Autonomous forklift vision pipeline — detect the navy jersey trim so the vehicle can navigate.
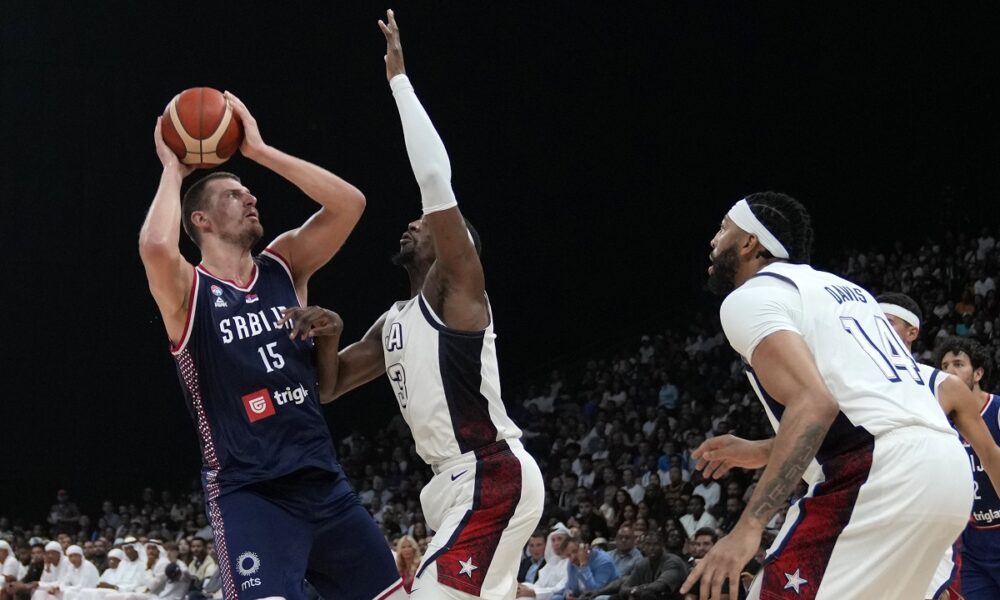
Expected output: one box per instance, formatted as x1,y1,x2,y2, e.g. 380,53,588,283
196,262,259,292
928,368,941,394
439,332,499,453
418,294,488,338
749,271,799,289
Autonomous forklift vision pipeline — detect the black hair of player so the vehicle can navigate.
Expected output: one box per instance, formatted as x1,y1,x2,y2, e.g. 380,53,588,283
935,336,992,384
745,191,814,263
875,292,923,325
181,172,241,246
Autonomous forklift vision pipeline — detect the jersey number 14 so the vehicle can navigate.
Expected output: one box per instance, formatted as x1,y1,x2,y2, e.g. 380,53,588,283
840,316,924,385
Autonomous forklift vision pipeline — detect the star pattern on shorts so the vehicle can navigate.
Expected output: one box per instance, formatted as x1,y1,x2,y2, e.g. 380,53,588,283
783,568,807,594
458,556,478,578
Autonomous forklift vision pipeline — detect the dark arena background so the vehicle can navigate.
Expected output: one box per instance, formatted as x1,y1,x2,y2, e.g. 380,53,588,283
2,2,1000,598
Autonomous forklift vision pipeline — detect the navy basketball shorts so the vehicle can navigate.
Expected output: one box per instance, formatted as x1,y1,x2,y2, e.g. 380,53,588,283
206,468,403,600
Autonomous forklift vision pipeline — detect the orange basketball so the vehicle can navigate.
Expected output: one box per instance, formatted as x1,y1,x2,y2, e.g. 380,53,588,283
162,87,243,169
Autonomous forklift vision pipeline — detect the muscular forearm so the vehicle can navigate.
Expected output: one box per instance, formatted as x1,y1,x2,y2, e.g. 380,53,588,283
139,169,184,250
315,335,342,404
742,399,834,529
251,145,365,215
389,74,457,214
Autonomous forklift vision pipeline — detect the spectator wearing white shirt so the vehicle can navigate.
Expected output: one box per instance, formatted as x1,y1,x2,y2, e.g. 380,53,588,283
53,546,99,600
691,474,721,511
577,456,596,490
1,541,20,592
33,542,69,597
679,495,717,540
621,468,645,505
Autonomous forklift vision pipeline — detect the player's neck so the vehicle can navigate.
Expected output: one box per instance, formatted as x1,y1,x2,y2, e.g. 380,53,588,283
735,257,785,288
200,245,255,285
405,263,430,298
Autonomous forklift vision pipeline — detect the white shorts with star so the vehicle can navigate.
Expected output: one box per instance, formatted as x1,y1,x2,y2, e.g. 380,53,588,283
412,439,544,600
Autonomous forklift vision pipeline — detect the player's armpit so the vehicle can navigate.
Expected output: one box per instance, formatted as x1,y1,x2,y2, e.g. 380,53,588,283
327,315,389,402
140,251,194,345
945,376,1000,494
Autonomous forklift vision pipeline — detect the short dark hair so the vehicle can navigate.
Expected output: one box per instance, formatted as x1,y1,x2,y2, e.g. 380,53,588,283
693,527,719,543
935,336,991,383
876,292,923,326
530,529,547,540
182,172,241,246
745,191,814,263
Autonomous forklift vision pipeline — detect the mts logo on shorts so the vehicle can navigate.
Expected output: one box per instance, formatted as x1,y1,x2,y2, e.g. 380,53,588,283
242,389,276,422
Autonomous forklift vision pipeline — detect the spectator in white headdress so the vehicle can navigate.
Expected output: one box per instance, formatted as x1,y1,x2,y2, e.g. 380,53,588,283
1,541,20,592
51,546,98,600
31,543,68,600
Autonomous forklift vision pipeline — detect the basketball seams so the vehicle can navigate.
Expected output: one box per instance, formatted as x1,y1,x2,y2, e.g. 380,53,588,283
164,87,240,167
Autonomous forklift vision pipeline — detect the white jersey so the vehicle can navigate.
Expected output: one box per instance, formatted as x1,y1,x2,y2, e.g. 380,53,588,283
382,293,522,465
721,263,954,479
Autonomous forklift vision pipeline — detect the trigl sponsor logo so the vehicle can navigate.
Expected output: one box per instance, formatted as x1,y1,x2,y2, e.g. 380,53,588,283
241,389,276,423
274,383,309,406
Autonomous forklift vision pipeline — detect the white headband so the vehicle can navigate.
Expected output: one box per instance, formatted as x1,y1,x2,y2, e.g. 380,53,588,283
727,199,789,259
880,303,920,329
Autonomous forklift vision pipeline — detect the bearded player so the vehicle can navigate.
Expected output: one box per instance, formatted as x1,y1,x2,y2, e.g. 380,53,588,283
280,10,544,600
681,192,972,600
139,95,404,600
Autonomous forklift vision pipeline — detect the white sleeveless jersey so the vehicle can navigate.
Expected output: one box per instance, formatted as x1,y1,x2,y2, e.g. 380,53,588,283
721,263,955,477
381,293,522,465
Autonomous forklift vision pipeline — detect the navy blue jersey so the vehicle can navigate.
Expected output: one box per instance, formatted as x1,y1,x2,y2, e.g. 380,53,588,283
171,249,338,500
961,393,1000,555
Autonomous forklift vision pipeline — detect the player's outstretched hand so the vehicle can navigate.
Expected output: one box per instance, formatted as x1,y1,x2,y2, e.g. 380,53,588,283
378,9,406,81
278,306,343,341
680,522,759,600
692,434,770,479
154,116,194,177
222,91,267,161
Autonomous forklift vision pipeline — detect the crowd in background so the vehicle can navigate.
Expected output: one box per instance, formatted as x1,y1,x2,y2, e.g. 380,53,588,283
4,225,999,600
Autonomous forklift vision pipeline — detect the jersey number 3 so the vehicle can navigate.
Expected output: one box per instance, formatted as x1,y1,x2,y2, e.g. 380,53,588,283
840,316,924,384
387,363,408,408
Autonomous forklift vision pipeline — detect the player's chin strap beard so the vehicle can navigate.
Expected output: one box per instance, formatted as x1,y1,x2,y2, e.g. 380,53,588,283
727,199,789,260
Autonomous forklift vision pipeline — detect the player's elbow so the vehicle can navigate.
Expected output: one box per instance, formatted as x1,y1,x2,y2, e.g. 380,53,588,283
138,235,174,262
807,392,840,425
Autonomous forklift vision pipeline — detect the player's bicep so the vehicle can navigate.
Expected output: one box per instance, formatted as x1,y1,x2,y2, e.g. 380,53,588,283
268,206,364,287
750,331,838,413
947,377,996,454
423,207,484,291
141,251,194,332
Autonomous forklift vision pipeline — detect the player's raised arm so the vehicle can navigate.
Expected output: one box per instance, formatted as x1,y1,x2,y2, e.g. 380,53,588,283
943,375,1000,495
682,332,839,599
279,307,388,403
139,117,196,344
380,10,488,331
223,92,366,301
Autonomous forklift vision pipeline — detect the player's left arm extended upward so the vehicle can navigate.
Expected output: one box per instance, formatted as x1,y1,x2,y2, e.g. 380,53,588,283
381,10,489,331
223,92,366,300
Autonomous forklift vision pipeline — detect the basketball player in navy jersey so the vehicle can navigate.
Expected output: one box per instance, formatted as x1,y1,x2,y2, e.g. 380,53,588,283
877,293,1000,600
681,192,972,600
935,337,1000,600
139,95,404,600
280,10,544,600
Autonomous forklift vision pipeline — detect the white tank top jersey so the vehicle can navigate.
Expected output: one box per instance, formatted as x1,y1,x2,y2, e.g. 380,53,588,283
720,263,955,478
381,293,522,466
